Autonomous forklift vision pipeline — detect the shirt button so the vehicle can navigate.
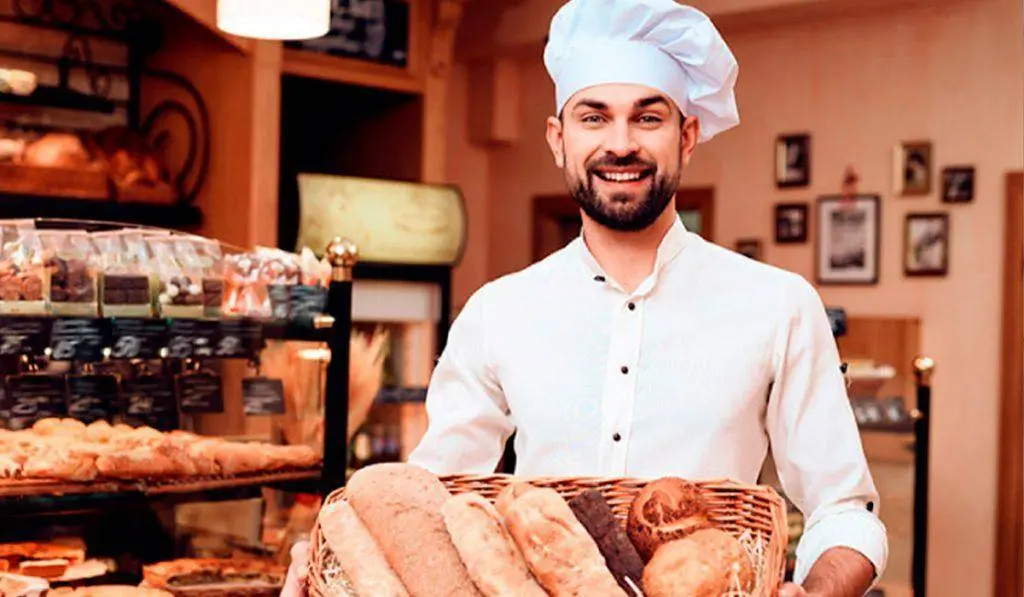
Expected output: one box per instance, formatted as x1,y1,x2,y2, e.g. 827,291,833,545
620,366,629,374
628,302,636,311
612,432,622,442
594,275,606,282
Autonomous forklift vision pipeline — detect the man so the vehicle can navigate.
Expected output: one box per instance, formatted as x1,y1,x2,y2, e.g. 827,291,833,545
283,1,887,595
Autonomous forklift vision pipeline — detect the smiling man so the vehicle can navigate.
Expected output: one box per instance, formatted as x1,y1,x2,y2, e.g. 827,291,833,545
282,1,887,595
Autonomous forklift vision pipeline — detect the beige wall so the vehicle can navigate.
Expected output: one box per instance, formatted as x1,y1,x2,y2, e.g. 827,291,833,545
446,0,1024,594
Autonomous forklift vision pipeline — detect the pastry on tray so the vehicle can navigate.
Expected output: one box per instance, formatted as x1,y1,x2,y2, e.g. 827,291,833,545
49,586,171,596
141,558,285,595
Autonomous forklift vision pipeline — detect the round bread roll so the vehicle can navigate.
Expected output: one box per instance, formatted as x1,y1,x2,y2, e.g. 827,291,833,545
345,463,481,597
642,529,755,597
626,477,710,561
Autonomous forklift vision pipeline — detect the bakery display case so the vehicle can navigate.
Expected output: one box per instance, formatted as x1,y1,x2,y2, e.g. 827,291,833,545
0,217,362,594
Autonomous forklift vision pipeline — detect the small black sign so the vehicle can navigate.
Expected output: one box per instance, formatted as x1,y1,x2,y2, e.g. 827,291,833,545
109,318,169,360
4,375,67,430
242,377,286,416
268,285,291,321
0,317,52,356
216,318,263,359
177,373,224,414
289,285,328,327
66,374,119,424
377,386,428,404
285,0,410,68
166,319,219,359
123,375,178,430
826,307,847,338
49,318,106,362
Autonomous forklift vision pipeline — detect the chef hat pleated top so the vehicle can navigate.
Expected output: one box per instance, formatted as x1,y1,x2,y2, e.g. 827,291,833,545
544,0,740,142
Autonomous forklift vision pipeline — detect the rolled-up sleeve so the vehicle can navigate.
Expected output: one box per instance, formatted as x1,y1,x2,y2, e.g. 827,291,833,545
407,284,515,475
766,275,889,584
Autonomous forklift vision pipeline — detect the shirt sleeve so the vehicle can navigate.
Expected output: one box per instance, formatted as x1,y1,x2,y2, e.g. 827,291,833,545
407,283,515,475
766,275,889,585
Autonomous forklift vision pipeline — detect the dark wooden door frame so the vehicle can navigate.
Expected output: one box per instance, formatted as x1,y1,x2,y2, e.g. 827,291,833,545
531,187,716,261
996,171,1023,597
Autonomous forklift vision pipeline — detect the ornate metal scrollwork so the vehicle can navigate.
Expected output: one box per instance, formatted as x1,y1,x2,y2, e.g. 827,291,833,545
141,70,210,206
59,34,112,98
13,0,139,32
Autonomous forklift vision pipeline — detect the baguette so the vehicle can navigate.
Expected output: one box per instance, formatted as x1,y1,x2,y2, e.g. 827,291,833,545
442,492,546,597
504,487,625,596
318,501,409,596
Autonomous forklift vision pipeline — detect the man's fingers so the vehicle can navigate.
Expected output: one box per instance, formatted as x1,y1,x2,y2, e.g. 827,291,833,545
281,540,311,596
777,582,807,597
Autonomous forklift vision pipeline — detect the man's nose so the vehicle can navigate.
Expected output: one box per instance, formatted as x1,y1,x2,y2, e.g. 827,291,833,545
604,121,638,156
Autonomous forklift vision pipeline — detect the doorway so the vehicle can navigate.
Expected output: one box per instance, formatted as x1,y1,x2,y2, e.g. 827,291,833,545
531,187,716,262
996,171,1023,597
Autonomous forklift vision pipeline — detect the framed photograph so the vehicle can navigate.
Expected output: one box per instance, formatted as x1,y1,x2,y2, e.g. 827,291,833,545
942,166,975,203
775,203,809,243
895,141,932,196
776,134,810,188
736,238,762,261
905,213,949,276
816,195,880,285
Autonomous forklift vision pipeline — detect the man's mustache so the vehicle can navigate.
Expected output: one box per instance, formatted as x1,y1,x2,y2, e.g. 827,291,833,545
586,153,657,172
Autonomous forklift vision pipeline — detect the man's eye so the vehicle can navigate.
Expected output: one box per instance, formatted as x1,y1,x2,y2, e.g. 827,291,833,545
638,114,663,124
581,114,605,124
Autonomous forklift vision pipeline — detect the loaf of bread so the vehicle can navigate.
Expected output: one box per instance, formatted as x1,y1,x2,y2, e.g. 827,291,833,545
642,529,755,597
503,487,625,596
344,463,481,597
442,492,546,597
627,477,710,561
495,481,537,518
318,500,409,596
568,490,645,594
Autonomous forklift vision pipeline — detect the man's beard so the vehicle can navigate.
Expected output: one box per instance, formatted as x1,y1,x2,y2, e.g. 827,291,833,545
567,153,680,232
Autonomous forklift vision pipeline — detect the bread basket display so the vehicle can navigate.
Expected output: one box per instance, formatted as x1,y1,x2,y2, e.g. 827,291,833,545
307,464,788,597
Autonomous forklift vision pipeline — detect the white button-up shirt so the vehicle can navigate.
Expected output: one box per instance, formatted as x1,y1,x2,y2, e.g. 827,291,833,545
408,216,888,583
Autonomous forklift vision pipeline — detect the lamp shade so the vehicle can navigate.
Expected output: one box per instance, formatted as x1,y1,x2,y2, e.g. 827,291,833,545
217,0,330,40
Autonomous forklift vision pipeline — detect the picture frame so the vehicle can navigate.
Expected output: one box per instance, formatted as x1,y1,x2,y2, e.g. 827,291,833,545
775,134,810,188
816,195,881,285
736,238,762,261
895,140,932,196
941,166,975,203
904,212,949,277
775,202,809,244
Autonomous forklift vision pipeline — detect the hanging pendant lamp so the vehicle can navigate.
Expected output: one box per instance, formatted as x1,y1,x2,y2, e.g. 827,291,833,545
217,0,331,40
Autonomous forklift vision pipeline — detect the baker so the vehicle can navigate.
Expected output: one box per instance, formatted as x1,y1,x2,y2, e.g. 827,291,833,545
283,0,888,595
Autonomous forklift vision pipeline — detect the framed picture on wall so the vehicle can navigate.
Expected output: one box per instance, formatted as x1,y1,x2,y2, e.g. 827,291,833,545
895,140,932,196
775,134,810,188
905,213,949,276
816,195,881,285
775,202,809,243
942,166,975,203
736,238,762,260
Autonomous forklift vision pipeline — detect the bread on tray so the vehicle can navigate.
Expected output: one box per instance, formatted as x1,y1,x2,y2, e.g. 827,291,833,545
142,558,284,592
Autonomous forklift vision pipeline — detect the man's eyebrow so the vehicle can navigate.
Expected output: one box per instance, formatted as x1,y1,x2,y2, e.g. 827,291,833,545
571,99,608,112
635,95,671,110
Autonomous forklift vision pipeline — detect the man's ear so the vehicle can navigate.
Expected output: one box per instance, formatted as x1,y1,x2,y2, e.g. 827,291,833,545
545,115,565,168
680,115,700,167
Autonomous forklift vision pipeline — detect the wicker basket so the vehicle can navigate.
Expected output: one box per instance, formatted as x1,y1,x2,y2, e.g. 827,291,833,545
308,473,789,597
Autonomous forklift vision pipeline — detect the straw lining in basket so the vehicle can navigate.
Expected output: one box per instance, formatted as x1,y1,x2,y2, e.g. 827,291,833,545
308,473,788,597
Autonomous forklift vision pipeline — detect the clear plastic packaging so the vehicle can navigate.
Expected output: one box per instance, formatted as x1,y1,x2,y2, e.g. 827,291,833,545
224,250,269,318
145,234,203,318
39,229,99,316
0,222,47,315
189,236,225,318
93,230,154,317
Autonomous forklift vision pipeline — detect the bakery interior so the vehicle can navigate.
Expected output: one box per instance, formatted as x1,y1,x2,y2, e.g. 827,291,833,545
0,0,1020,595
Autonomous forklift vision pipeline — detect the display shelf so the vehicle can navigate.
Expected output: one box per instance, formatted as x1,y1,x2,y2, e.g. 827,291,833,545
0,469,320,516
0,193,203,229
0,85,117,114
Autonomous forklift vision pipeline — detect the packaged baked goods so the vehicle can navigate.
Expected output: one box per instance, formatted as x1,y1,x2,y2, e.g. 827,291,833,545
93,230,153,318
39,230,99,316
189,236,224,318
223,250,268,318
145,234,203,318
0,223,47,315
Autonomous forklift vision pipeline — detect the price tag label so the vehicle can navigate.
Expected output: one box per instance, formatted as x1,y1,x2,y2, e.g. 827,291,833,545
3,375,67,430
66,374,119,424
216,318,262,359
0,317,52,356
49,318,106,362
288,285,327,326
242,377,286,415
177,373,224,414
123,375,178,430
268,285,291,320
166,319,219,359
109,318,169,360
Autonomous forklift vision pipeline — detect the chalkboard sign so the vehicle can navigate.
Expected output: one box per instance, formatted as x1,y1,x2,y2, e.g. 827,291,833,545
49,318,106,362
4,375,67,430
110,318,169,360
242,377,286,416
66,374,119,424
0,317,52,356
216,318,262,359
123,375,178,430
177,373,224,414
269,285,291,321
288,285,328,327
167,319,219,359
285,0,410,68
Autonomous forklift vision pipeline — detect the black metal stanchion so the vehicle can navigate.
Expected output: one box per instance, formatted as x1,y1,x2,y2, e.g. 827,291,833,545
912,356,933,597
319,237,358,497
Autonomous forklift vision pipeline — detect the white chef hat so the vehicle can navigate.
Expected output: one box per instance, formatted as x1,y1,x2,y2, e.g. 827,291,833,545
544,0,740,142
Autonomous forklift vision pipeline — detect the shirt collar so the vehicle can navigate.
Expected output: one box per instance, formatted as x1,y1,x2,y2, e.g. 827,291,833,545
576,214,692,294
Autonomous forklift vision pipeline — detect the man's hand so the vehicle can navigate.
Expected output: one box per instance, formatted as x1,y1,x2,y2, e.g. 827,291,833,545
778,583,810,596
781,546,876,597
281,540,310,597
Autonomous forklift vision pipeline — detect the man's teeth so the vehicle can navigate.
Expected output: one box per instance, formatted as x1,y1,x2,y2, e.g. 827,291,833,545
600,171,644,182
